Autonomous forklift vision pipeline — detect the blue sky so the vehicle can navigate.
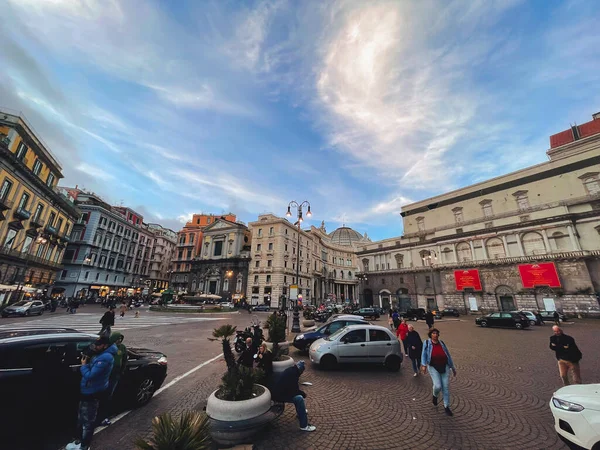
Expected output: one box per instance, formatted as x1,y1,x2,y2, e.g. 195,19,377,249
1,0,599,240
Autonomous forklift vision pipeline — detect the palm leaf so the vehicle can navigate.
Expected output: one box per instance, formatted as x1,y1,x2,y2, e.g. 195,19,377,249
133,411,213,450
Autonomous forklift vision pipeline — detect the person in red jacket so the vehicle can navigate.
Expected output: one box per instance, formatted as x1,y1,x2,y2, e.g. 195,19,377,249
396,319,409,356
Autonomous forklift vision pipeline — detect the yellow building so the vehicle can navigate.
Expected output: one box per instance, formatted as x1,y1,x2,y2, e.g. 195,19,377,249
0,110,79,302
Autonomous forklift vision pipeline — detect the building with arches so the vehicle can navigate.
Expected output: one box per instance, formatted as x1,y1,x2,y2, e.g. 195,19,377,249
356,111,600,315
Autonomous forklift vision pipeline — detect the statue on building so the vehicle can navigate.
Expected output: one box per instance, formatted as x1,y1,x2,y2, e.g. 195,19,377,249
320,220,326,233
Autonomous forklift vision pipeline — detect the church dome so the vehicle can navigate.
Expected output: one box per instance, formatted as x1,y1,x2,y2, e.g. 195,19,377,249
329,226,364,247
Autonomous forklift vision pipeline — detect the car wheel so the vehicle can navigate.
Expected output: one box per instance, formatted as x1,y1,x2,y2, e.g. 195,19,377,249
385,355,401,372
515,323,523,330
320,354,337,370
134,376,158,406
529,320,536,326
480,321,487,327
39,309,44,316
25,310,30,316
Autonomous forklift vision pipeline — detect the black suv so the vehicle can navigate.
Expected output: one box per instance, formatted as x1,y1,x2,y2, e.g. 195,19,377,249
0,328,168,445
403,308,427,321
440,308,460,317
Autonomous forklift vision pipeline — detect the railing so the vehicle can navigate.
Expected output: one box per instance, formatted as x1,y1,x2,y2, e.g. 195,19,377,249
45,225,57,235
14,207,31,220
0,246,63,269
29,215,45,228
0,197,14,211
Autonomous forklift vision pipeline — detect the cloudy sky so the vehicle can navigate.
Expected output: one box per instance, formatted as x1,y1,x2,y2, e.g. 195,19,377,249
1,0,599,240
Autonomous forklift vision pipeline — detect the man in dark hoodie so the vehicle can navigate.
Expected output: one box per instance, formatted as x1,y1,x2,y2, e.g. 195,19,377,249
99,332,128,426
270,361,316,432
99,306,115,337
67,336,116,450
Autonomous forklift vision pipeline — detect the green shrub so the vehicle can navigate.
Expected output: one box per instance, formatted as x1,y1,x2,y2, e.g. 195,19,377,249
134,411,212,450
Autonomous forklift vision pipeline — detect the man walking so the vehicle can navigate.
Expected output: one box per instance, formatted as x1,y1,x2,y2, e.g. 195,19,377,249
550,326,582,385
271,361,316,432
99,332,128,426
66,336,117,450
553,311,560,326
99,306,115,337
425,308,435,329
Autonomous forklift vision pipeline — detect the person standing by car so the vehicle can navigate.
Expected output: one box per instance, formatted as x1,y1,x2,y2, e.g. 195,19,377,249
99,306,115,337
421,328,457,416
271,361,316,432
550,326,582,386
67,336,117,450
396,319,409,356
425,309,435,329
405,324,423,377
99,332,128,426
536,311,545,325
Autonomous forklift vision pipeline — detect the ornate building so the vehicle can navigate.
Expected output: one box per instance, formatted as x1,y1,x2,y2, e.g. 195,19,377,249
357,111,600,315
147,223,176,291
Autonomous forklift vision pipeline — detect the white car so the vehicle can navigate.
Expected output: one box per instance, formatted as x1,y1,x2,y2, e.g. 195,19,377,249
550,384,600,449
220,302,235,309
309,324,402,372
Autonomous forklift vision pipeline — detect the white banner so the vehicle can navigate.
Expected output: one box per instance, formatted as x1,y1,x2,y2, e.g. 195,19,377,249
468,297,478,311
543,298,556,311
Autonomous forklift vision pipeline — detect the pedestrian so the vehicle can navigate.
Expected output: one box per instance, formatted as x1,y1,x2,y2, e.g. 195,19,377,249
66,298,72,314
66,336,117,450
50,297,57,313
255,342,273,379
536,311,545,325
119,302,127,319
270,361,316,432
425,308,435,329
549,326,582,386
99,332,128,426
421,328,457,416
396,319,409,356
392,309,400,330
405,324,423,377
238,337,255,369
99,306,115,337
553,311,560,326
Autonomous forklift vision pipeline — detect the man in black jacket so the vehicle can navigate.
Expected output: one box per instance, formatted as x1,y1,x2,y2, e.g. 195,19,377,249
271,361,316,432
238,337,255,369
425,309,434,329
99,307,115,337
550,326,582,385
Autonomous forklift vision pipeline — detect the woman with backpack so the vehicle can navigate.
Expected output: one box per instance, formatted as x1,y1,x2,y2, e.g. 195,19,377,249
421,328,457,416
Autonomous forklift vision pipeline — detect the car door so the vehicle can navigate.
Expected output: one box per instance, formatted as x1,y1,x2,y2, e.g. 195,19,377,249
488,312,502,326
337,329,368,363
33,301,43,313
500,313,513,327
323,320,346,337
365,329,395,363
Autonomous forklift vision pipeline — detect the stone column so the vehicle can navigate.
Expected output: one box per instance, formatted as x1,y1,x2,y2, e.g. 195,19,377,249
469,241,476,261
481,239,488,260
541,229,551,253
452,243,458,262
502,235,510,257
516,234,525,256
567,224,581,251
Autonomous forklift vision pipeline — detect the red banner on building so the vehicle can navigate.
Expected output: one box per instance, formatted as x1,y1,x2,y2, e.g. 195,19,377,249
454,269,482,291
518,263,561,288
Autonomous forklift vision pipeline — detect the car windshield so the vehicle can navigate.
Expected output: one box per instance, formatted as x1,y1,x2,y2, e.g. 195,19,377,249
12,301,31,307
326,327,348,341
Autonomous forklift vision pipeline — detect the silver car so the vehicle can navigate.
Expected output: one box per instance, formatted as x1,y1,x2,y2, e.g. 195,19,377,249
1,300,45,317
309,324,403,372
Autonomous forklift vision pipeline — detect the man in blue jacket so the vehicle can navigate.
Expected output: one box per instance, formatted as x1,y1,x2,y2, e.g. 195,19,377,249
67,336,117,450
270,361,316,432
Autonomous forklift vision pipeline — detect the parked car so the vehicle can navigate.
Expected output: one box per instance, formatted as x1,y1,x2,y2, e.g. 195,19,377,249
354,307,380,320
475,312,530,329
514,310,539,326
309,324,403,371
0,328,168,441
440,308,460,318
326,314,367,324
540,310,567,322
220,302,235,309
372,307,386,316
550,383,600,450
402,308,427,321
293,317,368,352
1,300,45,317
253,304,271,312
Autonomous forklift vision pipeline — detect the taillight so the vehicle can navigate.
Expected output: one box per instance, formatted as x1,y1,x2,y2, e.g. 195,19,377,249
157,356,168,365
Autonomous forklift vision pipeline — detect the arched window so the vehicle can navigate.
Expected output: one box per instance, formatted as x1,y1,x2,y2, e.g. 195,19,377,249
551,232,569,251
456,242,472,262
191,279,197,292
485,238,505,259
522,232,546,256
441,247,453,263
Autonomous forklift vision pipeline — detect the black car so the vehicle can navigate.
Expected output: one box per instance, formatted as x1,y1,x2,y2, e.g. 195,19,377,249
440,308,460,318
253,304,271,312
0,328,167,442
293,318,368,352
354,308,380,320
403,308,427,321
539,310,567,322
475,312,530,329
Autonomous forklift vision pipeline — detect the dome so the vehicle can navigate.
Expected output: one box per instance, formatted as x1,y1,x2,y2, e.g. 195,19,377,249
329,226,364,247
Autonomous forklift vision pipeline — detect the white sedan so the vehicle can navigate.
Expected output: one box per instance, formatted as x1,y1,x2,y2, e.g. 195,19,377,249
309,324,403,372
550,384,600,449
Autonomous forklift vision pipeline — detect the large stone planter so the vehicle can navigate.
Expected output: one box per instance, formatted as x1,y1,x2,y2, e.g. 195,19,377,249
206,384,277,446
271,355,295,386
264,340,289,355
302,319,315,328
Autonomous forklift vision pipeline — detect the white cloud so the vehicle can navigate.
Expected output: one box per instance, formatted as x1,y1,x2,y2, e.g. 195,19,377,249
75,163,116,181
177,212,194,224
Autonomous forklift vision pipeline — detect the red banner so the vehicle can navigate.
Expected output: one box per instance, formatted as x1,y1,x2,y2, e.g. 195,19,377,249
518,263,561,288
454,269,482,291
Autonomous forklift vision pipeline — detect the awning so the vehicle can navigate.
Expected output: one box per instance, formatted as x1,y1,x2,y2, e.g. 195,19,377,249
0,284,17,292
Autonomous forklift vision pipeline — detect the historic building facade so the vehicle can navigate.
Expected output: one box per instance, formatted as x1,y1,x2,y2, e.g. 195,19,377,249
0,110,79,302
187,218,251,301
357,112,600,315
147,223,177,291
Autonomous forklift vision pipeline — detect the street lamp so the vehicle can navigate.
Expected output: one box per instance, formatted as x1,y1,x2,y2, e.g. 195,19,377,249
286,200,311,333
12,233,48,301
356,273,368,307
422,251,438,309
73,254,92,300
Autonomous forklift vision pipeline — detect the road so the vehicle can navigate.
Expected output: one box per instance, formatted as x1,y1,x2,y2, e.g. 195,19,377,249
3,306,597,449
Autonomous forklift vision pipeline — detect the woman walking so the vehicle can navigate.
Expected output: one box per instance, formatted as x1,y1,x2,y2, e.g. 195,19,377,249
421,328,457,416
405,324,423,377
396,319,409,356
119,302,127,319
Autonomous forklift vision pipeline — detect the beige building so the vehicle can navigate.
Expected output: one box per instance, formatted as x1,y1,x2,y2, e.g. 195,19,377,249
147,223,177,291
357,112,600,315
246,214,369,307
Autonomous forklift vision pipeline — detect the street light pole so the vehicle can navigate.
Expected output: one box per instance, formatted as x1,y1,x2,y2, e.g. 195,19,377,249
422,251,438,309
286,200,311,333
73,254,92,300
356,273,368,307
12,233,48,301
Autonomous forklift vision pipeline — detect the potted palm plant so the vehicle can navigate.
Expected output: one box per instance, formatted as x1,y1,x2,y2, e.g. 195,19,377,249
134,411,212,450
265,314,295,378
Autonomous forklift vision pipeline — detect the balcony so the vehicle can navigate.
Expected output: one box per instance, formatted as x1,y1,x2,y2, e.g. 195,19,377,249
45,224,58,236
61,233,71,243
14,207,31,221
0,197,13,211
29,215,44,229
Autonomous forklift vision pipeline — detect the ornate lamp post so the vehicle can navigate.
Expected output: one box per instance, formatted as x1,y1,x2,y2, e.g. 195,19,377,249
13,233,48,301
286,200,311,333
422,251,438,309
356,273,368,307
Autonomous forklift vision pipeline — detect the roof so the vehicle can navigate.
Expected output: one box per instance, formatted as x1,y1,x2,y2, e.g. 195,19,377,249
0,329,95,344
329,226,365,246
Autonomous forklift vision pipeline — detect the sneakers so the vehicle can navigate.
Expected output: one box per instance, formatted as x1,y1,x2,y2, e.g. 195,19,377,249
413,372,418,377
432,395,438,406
101,419,111,426
300,425,317,432
65,442,81,450
445,407,453,416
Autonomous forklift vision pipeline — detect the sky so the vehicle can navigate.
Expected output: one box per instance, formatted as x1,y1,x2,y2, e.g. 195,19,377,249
1,0,599,241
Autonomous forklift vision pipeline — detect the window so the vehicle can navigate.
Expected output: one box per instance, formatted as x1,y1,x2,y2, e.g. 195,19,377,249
269,227,274,236
21,236,33,254
513,191,529,210
32,159,42,175
56,218,63,234
400,277,404,284
255,260,260,268
416,217,425,231
452,207,463,224
256,244,262,251
46,172,55,187
61,270,67,280
581,173,600,195
267,260,272,267
284,276,287,283
18,192,30,210
258,228,262,237
48,212,56,227
95,273,100,280
214,241,223,256
189,233,194,243
0,179,12,200
522,232,546,256
285,244,288,251
254,275,259,284
284,261,287,268
285,228,288,235
268,242,273,251
84,271,89,280
3,229,18,249
186,249,192,259
369,329,391,342
266,275,271,283
425,275,431,283
340,329,366,343
456,242,472,262
16,142,27,160
480,200,493,218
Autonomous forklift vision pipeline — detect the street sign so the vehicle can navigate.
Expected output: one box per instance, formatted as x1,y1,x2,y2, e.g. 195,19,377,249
289,285,298,300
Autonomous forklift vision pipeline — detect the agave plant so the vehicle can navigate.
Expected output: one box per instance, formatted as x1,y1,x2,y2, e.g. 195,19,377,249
134,411,212,450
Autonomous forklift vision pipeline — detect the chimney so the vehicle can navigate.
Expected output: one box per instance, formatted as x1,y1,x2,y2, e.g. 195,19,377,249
593,112,600,120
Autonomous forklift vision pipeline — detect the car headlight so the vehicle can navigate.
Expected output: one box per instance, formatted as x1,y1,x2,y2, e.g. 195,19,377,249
157,356,168,365
296,334,304,341
552,397,584,412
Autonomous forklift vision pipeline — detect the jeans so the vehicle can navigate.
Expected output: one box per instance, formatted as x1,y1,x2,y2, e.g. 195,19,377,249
411,357,421,374
401,340,409,355
292,395,308,428
77,397,100,448
429,365,450,408
558,360,581,385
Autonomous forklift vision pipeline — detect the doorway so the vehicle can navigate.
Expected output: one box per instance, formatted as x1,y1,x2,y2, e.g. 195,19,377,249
427,298,436,310
499,295,515,311
363,289,373,307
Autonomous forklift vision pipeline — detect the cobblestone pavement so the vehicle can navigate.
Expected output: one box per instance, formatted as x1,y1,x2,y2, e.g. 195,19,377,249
28,310,596,450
